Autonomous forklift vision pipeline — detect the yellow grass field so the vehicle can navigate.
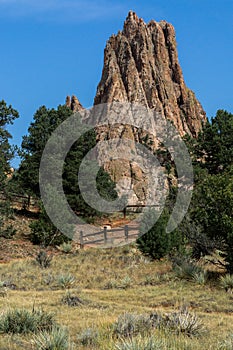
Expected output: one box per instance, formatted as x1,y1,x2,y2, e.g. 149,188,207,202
0,246,232,349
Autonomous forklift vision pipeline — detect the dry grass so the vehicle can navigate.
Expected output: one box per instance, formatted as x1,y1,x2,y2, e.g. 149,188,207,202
0,245,233,349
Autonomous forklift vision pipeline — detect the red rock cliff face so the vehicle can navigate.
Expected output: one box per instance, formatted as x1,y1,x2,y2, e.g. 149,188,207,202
94,11,206,137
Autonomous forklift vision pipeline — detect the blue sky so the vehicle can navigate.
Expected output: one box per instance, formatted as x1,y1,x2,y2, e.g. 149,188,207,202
0,0,232,167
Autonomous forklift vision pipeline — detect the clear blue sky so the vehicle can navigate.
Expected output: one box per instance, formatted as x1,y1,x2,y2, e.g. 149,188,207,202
0,0,232,167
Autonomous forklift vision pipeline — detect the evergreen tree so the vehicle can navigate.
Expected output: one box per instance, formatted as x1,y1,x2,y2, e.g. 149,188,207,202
0,100,19,238
137,207,184,260
184,110,233,271
16,104,117,245
196,110,233,174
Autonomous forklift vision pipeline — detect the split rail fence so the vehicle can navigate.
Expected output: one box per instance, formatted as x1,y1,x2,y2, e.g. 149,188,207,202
78,224,140,248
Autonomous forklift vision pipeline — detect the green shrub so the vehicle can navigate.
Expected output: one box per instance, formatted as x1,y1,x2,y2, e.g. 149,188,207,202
137,209,184,260
0,308,55,334
32,326,70,350
0,224,16,239
29,205,70,247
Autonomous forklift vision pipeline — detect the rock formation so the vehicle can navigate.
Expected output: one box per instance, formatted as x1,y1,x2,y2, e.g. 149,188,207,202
66,95,83,112
94,10,206,137
67,11,207,205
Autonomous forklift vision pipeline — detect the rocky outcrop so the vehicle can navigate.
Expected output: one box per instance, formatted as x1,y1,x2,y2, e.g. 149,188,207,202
67,11,206,205
66,95,84,112
94,11,206,137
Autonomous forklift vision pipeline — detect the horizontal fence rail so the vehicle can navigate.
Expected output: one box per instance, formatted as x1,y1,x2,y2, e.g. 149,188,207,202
0,192,39,211
78,224,140,248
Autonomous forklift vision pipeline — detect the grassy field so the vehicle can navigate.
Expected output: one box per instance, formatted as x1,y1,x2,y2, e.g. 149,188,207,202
0,245,233,349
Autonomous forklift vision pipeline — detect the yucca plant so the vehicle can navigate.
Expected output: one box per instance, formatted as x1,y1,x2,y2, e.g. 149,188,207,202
173,258,202,281
192,270,208,285
36,250,52,269
57,274,75,289
59,242,72,254
119,276,132,289
104,278,119,289
32,326,70,350
218,334,233,349
164,307,204,337
0,308,55,334
113,313,152,338
115,335,164,350
77,327,99,346
219,274,233,292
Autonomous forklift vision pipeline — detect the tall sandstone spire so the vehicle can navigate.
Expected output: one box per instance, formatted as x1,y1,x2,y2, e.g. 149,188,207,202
67,12,207,204
94,11,206,137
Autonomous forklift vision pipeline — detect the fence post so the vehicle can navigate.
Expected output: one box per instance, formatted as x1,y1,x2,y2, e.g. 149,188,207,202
123,207,127,219
104,227,108,245
125,225,129,242
27,195,31,210
80,231,84,249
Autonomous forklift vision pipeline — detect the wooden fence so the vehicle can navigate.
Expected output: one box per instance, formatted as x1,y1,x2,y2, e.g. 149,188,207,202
0,192,39,211
78,224,139,248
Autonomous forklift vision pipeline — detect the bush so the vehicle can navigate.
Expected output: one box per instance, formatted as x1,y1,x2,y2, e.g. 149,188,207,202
0,224,17,239
113,313,152,338
29,205,70,247
0,308,55,334
32,326,70,350
137,209,184,260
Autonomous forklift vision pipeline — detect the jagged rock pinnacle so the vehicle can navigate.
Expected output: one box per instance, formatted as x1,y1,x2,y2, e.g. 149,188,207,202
94,11,206,137
66,95,83,112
